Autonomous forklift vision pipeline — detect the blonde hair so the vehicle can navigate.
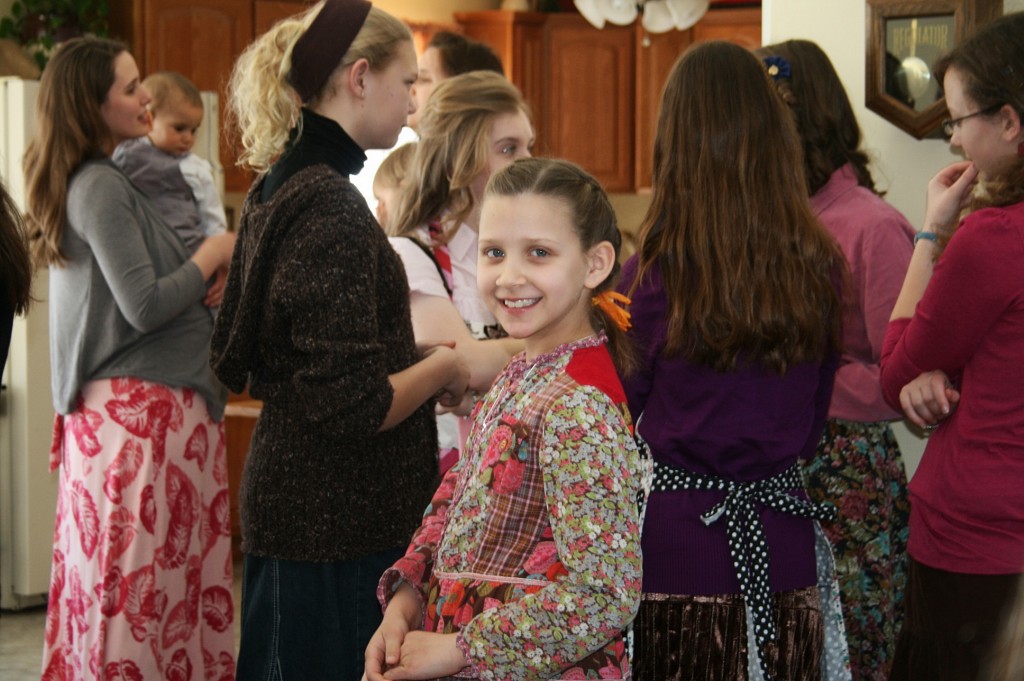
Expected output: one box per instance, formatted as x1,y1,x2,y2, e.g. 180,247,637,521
228,3,411,172
389,71,528,240
144,71,203,114
373,141,416,192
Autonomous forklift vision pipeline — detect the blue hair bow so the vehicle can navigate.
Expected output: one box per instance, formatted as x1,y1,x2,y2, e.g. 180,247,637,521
763,56,792,81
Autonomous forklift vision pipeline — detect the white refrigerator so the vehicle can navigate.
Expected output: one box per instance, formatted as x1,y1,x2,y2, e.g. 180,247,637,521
1,76,53,610
0,77,223,610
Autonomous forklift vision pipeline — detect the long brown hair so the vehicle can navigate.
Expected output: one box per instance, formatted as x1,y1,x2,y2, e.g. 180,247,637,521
757,39,877,196
389,71,528,241
632,41,842,374
24,37,125,268
1,180,32,315
935,11,1024,210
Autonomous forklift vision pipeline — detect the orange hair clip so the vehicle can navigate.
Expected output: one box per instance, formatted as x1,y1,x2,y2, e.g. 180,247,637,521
592,290,632,332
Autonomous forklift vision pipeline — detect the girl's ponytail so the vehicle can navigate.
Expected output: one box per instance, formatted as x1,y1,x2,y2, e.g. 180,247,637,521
590,272,637,376
228,10,311,173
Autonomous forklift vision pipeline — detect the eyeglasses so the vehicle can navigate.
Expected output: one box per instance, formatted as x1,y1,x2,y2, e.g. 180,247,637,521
942,103,1003,138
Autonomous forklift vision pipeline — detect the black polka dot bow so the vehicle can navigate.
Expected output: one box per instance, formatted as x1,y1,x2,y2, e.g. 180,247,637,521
652,461,836,681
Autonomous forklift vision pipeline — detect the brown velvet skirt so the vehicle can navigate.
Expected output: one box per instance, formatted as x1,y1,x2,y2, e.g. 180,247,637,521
889,558,1021,681
632,586,824,681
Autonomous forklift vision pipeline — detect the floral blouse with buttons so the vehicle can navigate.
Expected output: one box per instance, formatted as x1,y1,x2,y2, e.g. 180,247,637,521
378,335,645,680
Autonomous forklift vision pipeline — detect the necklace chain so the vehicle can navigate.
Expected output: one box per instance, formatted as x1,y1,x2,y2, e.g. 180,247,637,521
480,363,538,429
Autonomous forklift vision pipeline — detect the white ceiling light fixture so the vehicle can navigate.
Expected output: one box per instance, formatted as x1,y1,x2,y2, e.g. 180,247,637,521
574,0,710,34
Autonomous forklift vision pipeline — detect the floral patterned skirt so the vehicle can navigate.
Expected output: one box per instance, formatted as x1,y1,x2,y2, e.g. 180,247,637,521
425,573,630,679
42,377,236,681
804,419,910,681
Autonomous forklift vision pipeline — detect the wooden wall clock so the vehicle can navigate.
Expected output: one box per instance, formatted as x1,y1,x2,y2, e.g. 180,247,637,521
865,0,1002,139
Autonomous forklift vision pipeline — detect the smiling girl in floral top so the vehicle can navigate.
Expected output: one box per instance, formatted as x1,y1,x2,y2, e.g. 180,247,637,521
365,158,647,681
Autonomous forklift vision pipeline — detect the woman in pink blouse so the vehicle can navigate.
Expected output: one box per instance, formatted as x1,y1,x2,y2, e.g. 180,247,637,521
758,39,914,681
880,12,1024,681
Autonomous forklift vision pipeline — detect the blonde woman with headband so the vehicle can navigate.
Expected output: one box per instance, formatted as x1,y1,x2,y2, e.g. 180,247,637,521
388,70,531,472
211,1,468,678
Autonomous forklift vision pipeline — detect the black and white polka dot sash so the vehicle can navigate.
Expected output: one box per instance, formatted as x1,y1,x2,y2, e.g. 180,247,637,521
652,461,836,681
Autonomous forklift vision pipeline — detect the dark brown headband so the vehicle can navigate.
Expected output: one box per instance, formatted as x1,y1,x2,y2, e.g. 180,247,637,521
288,0,372,103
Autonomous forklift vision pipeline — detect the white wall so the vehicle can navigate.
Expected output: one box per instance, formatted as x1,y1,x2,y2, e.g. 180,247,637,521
765,0,1023,228
764,0,1022,478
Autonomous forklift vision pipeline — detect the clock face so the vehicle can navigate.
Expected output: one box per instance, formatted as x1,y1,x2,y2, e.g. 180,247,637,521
883,14,956,112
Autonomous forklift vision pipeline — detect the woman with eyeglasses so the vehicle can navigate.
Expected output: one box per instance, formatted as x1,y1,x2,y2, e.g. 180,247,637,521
880,12,1024,681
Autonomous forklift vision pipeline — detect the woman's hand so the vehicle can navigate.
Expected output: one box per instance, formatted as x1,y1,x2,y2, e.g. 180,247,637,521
899,369,960,428
191,232,237,280
421,344,470,409
381,344,468,431
382,632,467,680
923,161,979,239
364,585,422,681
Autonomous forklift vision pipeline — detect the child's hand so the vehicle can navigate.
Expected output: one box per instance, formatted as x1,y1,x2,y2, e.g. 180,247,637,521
205,266,229,307
436,390,476,417
364,623,406,681
382,632,467,680
416,340,455,358
364,584,422,681
420,345,470,408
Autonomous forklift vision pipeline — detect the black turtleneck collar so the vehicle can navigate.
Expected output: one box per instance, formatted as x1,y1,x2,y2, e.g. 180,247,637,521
261,108,367,201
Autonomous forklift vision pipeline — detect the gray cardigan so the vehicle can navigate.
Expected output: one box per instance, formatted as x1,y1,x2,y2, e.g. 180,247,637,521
49,159,226,419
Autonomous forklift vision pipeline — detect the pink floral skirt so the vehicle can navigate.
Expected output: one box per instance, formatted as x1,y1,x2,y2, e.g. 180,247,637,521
42,377,235,681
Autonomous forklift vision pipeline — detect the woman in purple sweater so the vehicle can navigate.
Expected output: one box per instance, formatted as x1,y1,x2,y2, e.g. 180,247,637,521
880,13,1024,681
619,41,846,681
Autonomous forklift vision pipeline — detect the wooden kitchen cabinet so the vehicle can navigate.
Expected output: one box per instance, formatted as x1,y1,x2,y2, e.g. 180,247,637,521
458,7,761,192
109,0,254,192
223,392,262,558
546,16,636,191
254,0,313,39
634,26,689,191
635,7,761,189
458,10,636,191
109,0,313,193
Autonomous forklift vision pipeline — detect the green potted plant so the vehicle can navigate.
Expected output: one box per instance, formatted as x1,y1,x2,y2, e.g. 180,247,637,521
0,0,109,70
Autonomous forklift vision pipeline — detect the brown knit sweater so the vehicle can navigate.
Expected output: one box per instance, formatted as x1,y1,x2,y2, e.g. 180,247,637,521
211,164,438,561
